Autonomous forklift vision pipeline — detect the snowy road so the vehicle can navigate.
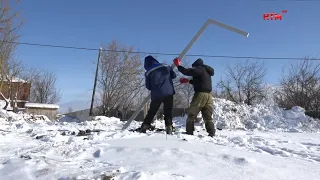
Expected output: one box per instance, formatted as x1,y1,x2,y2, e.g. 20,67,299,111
0,118,320,180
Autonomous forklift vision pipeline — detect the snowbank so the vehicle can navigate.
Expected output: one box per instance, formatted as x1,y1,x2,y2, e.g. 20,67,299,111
55,98,320,133
58,115,81,123
0,109,52,123
1,109,320,179
212,98,320,132
1,97,320,133
168,98,320,133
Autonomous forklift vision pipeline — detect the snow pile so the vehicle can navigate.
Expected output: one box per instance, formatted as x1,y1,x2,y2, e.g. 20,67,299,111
0,109,18,119
0,76,27,83
25,103,59,109
1,96,320,133
0,100,7,109
58,114,81,123
0,109,52,123
1,113,320,179
259,84,281,106
213,98,320,132
0,99,320,179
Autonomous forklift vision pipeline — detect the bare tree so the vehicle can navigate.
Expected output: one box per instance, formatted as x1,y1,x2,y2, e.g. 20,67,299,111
0,0,23,92
68,107,73,113
217,59,267,105
212,89,228,99
172,91,185,108
118,76,145,117
275,57,320,110
136,86,149,106
30,71,61,104
97,40,143,116
178,59,194,107
0,0,24,109
172,57,194,108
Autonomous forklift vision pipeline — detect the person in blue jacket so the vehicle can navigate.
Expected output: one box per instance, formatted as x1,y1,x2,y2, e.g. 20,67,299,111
139,55,177,134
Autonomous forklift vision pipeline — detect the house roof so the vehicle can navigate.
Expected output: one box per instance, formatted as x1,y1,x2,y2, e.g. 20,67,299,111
25,103,59,109
0,76,27,83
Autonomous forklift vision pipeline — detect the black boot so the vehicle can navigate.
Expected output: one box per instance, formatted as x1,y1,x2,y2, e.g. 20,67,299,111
186,121,195,135
166,125,173,135
139,123,151,133
164,116,173,135
205,121,216,137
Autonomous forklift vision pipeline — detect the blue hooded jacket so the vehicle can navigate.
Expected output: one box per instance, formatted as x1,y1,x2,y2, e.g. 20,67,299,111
144,55,176,100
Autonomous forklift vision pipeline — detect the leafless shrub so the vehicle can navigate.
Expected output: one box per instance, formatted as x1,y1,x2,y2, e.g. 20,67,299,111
30,71,61,104
217,59,267,105
0,0,23,92
97,40,144,116
0,0,24,109
275,57,320,110
172,57,193,108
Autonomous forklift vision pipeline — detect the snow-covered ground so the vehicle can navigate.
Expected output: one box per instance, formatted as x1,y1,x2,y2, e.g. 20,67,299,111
1,99,320,180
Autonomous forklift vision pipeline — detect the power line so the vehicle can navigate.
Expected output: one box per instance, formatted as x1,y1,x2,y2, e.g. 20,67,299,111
1,40,319,60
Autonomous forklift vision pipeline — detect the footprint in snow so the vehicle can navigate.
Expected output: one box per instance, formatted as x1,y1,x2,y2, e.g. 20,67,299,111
93,149,101,158
222,154,231,160
233,157,249,165
221,154,249,165
301,142,320,147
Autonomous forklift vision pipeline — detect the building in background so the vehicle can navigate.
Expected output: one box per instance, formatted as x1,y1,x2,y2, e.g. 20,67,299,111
25,103,60,120
0,77,31,110
0,76,60,120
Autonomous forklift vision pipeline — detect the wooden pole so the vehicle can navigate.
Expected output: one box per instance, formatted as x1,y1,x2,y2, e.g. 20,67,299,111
89,47,102,116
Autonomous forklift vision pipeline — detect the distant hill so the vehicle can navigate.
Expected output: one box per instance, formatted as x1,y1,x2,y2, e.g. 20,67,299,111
58,99,91,114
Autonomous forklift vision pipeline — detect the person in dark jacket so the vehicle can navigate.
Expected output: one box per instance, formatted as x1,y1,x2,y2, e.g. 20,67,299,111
139,55,177,134
173,57,215,137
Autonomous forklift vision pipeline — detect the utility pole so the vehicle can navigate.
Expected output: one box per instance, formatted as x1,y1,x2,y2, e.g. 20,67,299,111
89,47,102,116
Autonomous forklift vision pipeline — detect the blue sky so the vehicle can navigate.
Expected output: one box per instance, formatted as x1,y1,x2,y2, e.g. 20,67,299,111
13,0,320,105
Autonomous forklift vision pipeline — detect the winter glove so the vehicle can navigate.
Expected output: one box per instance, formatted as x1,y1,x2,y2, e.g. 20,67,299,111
173,57,181,66
179,77,189,84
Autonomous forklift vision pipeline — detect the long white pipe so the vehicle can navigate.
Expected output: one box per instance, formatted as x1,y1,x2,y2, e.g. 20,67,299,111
122,18,249,130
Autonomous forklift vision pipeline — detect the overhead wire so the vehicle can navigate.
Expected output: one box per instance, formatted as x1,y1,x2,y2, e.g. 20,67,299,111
1,40,319,60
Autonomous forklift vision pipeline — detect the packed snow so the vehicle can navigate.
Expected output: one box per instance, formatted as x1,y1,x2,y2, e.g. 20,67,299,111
0,100,7,109
213,98,320,132
0,98,320,180
25,103,60,109
0,76,27,83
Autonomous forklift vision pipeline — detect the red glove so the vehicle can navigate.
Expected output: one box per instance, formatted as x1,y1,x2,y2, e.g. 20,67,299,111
173,57,181,66
179,77,189,84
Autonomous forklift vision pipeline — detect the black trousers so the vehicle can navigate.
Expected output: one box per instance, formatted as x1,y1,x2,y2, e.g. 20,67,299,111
143,95,173,126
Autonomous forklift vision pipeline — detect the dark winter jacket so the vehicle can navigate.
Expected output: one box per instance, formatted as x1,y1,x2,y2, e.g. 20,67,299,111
144,55,177,100
177,58,214,93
